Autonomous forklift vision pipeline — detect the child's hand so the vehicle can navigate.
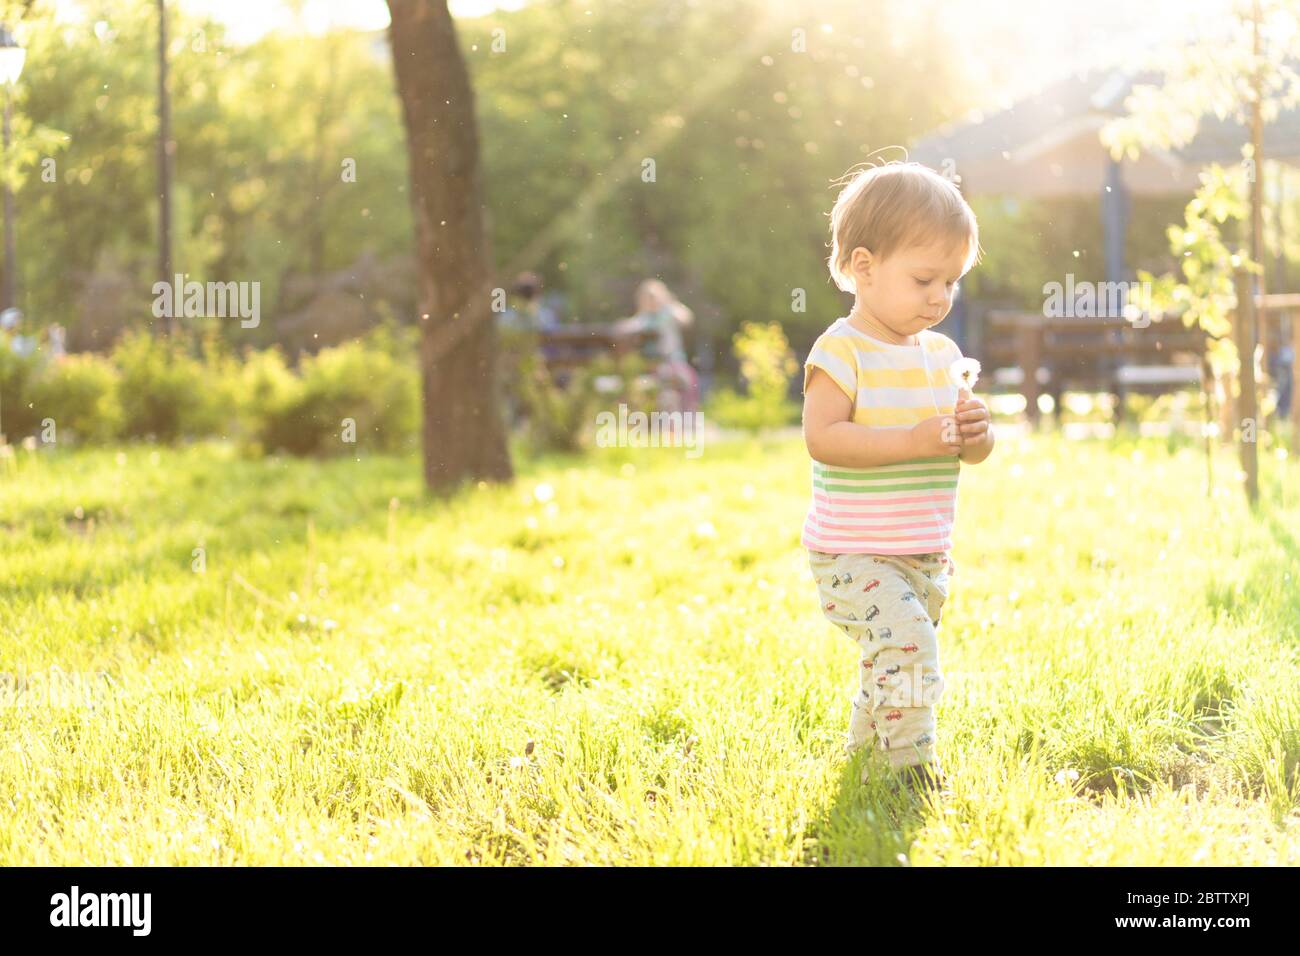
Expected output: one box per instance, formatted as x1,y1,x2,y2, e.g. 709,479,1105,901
955,393,991,444
911,414,963,458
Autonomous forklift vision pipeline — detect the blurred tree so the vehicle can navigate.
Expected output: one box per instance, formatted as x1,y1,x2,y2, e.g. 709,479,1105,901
17,0,413,350
458,0,976,355
387,0,511,491
4,0,992,373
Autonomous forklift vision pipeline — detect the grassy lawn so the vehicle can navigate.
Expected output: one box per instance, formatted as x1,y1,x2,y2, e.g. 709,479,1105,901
1,430,1298,865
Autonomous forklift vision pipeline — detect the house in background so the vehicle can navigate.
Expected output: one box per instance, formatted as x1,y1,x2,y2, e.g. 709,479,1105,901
908,67,1300,421
914,66,1300,270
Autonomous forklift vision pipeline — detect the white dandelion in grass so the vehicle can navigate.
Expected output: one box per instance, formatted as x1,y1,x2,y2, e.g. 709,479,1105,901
949,357,981,397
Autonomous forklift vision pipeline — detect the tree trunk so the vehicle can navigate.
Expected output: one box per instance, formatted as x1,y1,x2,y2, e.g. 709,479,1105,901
386,0,512,493
1235,269,1260,507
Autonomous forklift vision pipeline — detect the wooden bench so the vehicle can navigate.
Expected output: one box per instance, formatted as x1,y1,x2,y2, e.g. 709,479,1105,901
975,311,1208,424
527,324,659,387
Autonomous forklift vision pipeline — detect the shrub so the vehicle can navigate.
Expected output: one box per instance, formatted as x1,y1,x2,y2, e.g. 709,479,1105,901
30,353,123,444
112,330,225,442
517,350,662,454
235,346,299,450
704,320,799,431
0,341,43,441
254,332,419,456
191,330,246,439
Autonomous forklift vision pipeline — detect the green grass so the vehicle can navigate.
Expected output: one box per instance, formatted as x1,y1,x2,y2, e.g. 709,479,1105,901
1,429,1298,865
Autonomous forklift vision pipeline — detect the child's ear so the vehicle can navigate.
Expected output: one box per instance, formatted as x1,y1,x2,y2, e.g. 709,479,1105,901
850,246,873,284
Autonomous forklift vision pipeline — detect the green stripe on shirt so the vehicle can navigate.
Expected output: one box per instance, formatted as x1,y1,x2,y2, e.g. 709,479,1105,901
814,479,959,493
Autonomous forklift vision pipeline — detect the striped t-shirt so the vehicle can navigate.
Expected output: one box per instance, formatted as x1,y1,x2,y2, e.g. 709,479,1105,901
801,316,963,555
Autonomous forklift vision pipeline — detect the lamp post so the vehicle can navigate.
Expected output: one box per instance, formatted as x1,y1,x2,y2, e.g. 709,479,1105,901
157,0,174,336
0,25,25,314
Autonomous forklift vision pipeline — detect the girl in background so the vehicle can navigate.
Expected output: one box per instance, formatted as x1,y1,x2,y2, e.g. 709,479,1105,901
616,279,700,414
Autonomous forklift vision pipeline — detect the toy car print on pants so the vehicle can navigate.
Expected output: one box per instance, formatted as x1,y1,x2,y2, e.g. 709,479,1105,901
808,549,949,771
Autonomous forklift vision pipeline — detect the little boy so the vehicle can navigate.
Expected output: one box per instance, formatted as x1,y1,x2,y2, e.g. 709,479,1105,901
802,161,993,795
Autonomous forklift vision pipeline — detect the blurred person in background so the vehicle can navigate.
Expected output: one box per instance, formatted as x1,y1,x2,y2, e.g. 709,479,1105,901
614,279,700,413
1272,340,1294,421
495,271,559,431
45,323,67,362
1,309,35,359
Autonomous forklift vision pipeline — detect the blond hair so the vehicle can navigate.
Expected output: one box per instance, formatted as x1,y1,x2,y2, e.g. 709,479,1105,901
636,278,693,325
827,161,981,294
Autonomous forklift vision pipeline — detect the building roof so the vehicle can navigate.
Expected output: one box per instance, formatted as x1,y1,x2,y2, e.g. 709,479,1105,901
909,67,1300,197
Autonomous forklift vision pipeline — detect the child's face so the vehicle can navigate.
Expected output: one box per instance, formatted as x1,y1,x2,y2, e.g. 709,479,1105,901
853,238,969,339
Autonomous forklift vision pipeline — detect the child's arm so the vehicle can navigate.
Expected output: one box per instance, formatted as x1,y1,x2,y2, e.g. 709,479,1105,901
612,314,649,334
804,367,961,468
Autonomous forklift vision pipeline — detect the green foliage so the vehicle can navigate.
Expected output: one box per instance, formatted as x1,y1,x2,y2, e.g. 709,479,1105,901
0,0,1238,368
704,320,799,431
15,0,412,350
735,321,798,396
516,350,662,454
3,323,419,454
235,345,298,442
464,0,977,343
1099,1,1300,166
0,4,68,199
252,334,419,456
111,330,221,442
0,338,43,440
29,353,123,445
1134,162,1257,375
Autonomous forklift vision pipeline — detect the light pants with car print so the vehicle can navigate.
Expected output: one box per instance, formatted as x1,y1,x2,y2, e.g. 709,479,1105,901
808,549,951,776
